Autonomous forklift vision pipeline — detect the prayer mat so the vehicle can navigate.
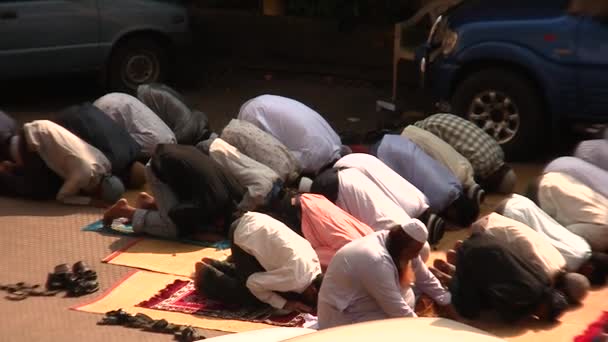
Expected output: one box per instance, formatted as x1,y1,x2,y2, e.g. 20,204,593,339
137,279,308,328
72,270,280,333
103,238,231,277
83,220,231,249
575,311,608,342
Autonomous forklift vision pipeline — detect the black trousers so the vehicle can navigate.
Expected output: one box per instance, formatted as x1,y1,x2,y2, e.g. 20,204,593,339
200,221,304,308
199,221,266,307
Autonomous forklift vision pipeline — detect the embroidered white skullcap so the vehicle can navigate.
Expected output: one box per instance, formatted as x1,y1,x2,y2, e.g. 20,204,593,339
401,219,428,243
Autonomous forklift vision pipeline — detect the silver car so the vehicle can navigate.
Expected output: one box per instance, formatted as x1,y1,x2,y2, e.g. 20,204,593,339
0,0,190,90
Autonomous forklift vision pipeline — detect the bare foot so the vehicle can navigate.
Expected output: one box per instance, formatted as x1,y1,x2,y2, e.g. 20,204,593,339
103,199,135,226
434,259,456,276
446,249,458,265
135,192,156,210
430,267,453,287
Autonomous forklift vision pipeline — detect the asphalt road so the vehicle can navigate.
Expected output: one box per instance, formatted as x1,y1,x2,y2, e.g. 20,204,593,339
0,65,592,163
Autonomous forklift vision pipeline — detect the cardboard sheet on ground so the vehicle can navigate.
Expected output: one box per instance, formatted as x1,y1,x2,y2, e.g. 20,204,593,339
104,238,231,277
72,270,276,333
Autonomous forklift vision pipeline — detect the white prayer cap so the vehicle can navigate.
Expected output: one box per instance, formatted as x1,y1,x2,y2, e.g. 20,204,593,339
298,177,313,193
401,219,428,243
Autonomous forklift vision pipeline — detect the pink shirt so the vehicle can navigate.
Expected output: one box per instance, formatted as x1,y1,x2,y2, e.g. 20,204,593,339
300,194,375,270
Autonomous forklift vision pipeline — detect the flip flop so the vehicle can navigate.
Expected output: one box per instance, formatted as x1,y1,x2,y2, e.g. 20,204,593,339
2,282,60,300
46,264,72,291
175,326,203,342
67,279,99,297
96,309,205,341
5,290,28,301
72,261,97,281
98,309,133,325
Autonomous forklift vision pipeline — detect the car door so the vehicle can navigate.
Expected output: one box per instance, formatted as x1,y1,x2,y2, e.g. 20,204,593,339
576,16,608,118
0,0,100,79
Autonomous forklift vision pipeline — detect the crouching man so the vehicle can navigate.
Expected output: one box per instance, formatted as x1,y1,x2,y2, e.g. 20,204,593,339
194,212,323,314
431,234,570,323
103,144,244,241
317,220,455,329
1,119,124,205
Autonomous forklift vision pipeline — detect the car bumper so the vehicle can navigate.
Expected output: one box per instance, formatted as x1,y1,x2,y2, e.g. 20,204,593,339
417,46,459,110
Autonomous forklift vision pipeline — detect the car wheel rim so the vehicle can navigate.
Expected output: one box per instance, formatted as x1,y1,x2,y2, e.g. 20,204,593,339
122,52,159,88
466,90,520,144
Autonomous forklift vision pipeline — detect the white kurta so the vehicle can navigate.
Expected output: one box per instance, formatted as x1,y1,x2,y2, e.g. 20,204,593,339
472,213,566,278
318,230,450,329
234,212,322,309
499,194,592,272
93,93,176,157
538,172,608,252
335,153,429,218
238,95,341,174
23,120,111,205
208,138,280,211
336,168,414,232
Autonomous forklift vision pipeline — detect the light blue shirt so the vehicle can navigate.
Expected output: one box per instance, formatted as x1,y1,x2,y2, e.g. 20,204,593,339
238,95,341,174
544,156,608,201
376,134,462,213
574,139,608,172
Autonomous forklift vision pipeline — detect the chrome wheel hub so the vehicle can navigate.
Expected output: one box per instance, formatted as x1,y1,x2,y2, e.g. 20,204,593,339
467,90,520,144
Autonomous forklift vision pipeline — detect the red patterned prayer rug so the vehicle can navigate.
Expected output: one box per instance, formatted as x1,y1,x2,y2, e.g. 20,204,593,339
575,312,608,342
137,280,307,327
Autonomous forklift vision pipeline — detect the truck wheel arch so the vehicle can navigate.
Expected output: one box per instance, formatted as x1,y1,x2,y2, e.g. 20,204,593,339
449,62,550,160
450,60,548,113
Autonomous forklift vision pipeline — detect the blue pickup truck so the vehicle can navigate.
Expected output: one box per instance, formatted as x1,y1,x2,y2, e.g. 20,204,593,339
418,0,608,158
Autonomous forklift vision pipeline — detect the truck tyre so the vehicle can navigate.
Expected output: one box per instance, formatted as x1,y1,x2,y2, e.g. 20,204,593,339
451,68,544,160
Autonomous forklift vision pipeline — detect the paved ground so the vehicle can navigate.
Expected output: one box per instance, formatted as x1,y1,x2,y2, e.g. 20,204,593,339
1,65,425,135
0,68,599,341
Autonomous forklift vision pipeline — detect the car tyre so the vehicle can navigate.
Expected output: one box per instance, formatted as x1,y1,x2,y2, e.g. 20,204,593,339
451,68,544,161
108,36,169,92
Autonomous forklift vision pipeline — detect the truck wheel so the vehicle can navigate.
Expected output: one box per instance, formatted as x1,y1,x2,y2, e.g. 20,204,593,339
451,68,544,160
108,36,168,92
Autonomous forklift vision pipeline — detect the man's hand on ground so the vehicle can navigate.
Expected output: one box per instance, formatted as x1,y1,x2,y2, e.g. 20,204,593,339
284,300,313,314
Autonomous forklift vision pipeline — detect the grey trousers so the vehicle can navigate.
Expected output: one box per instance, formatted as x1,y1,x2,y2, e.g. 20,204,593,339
132,162,179,239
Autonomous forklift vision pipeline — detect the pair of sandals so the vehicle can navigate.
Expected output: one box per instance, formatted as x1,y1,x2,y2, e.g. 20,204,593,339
46,261,99,297
0,282,59,301
98,309,203,341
